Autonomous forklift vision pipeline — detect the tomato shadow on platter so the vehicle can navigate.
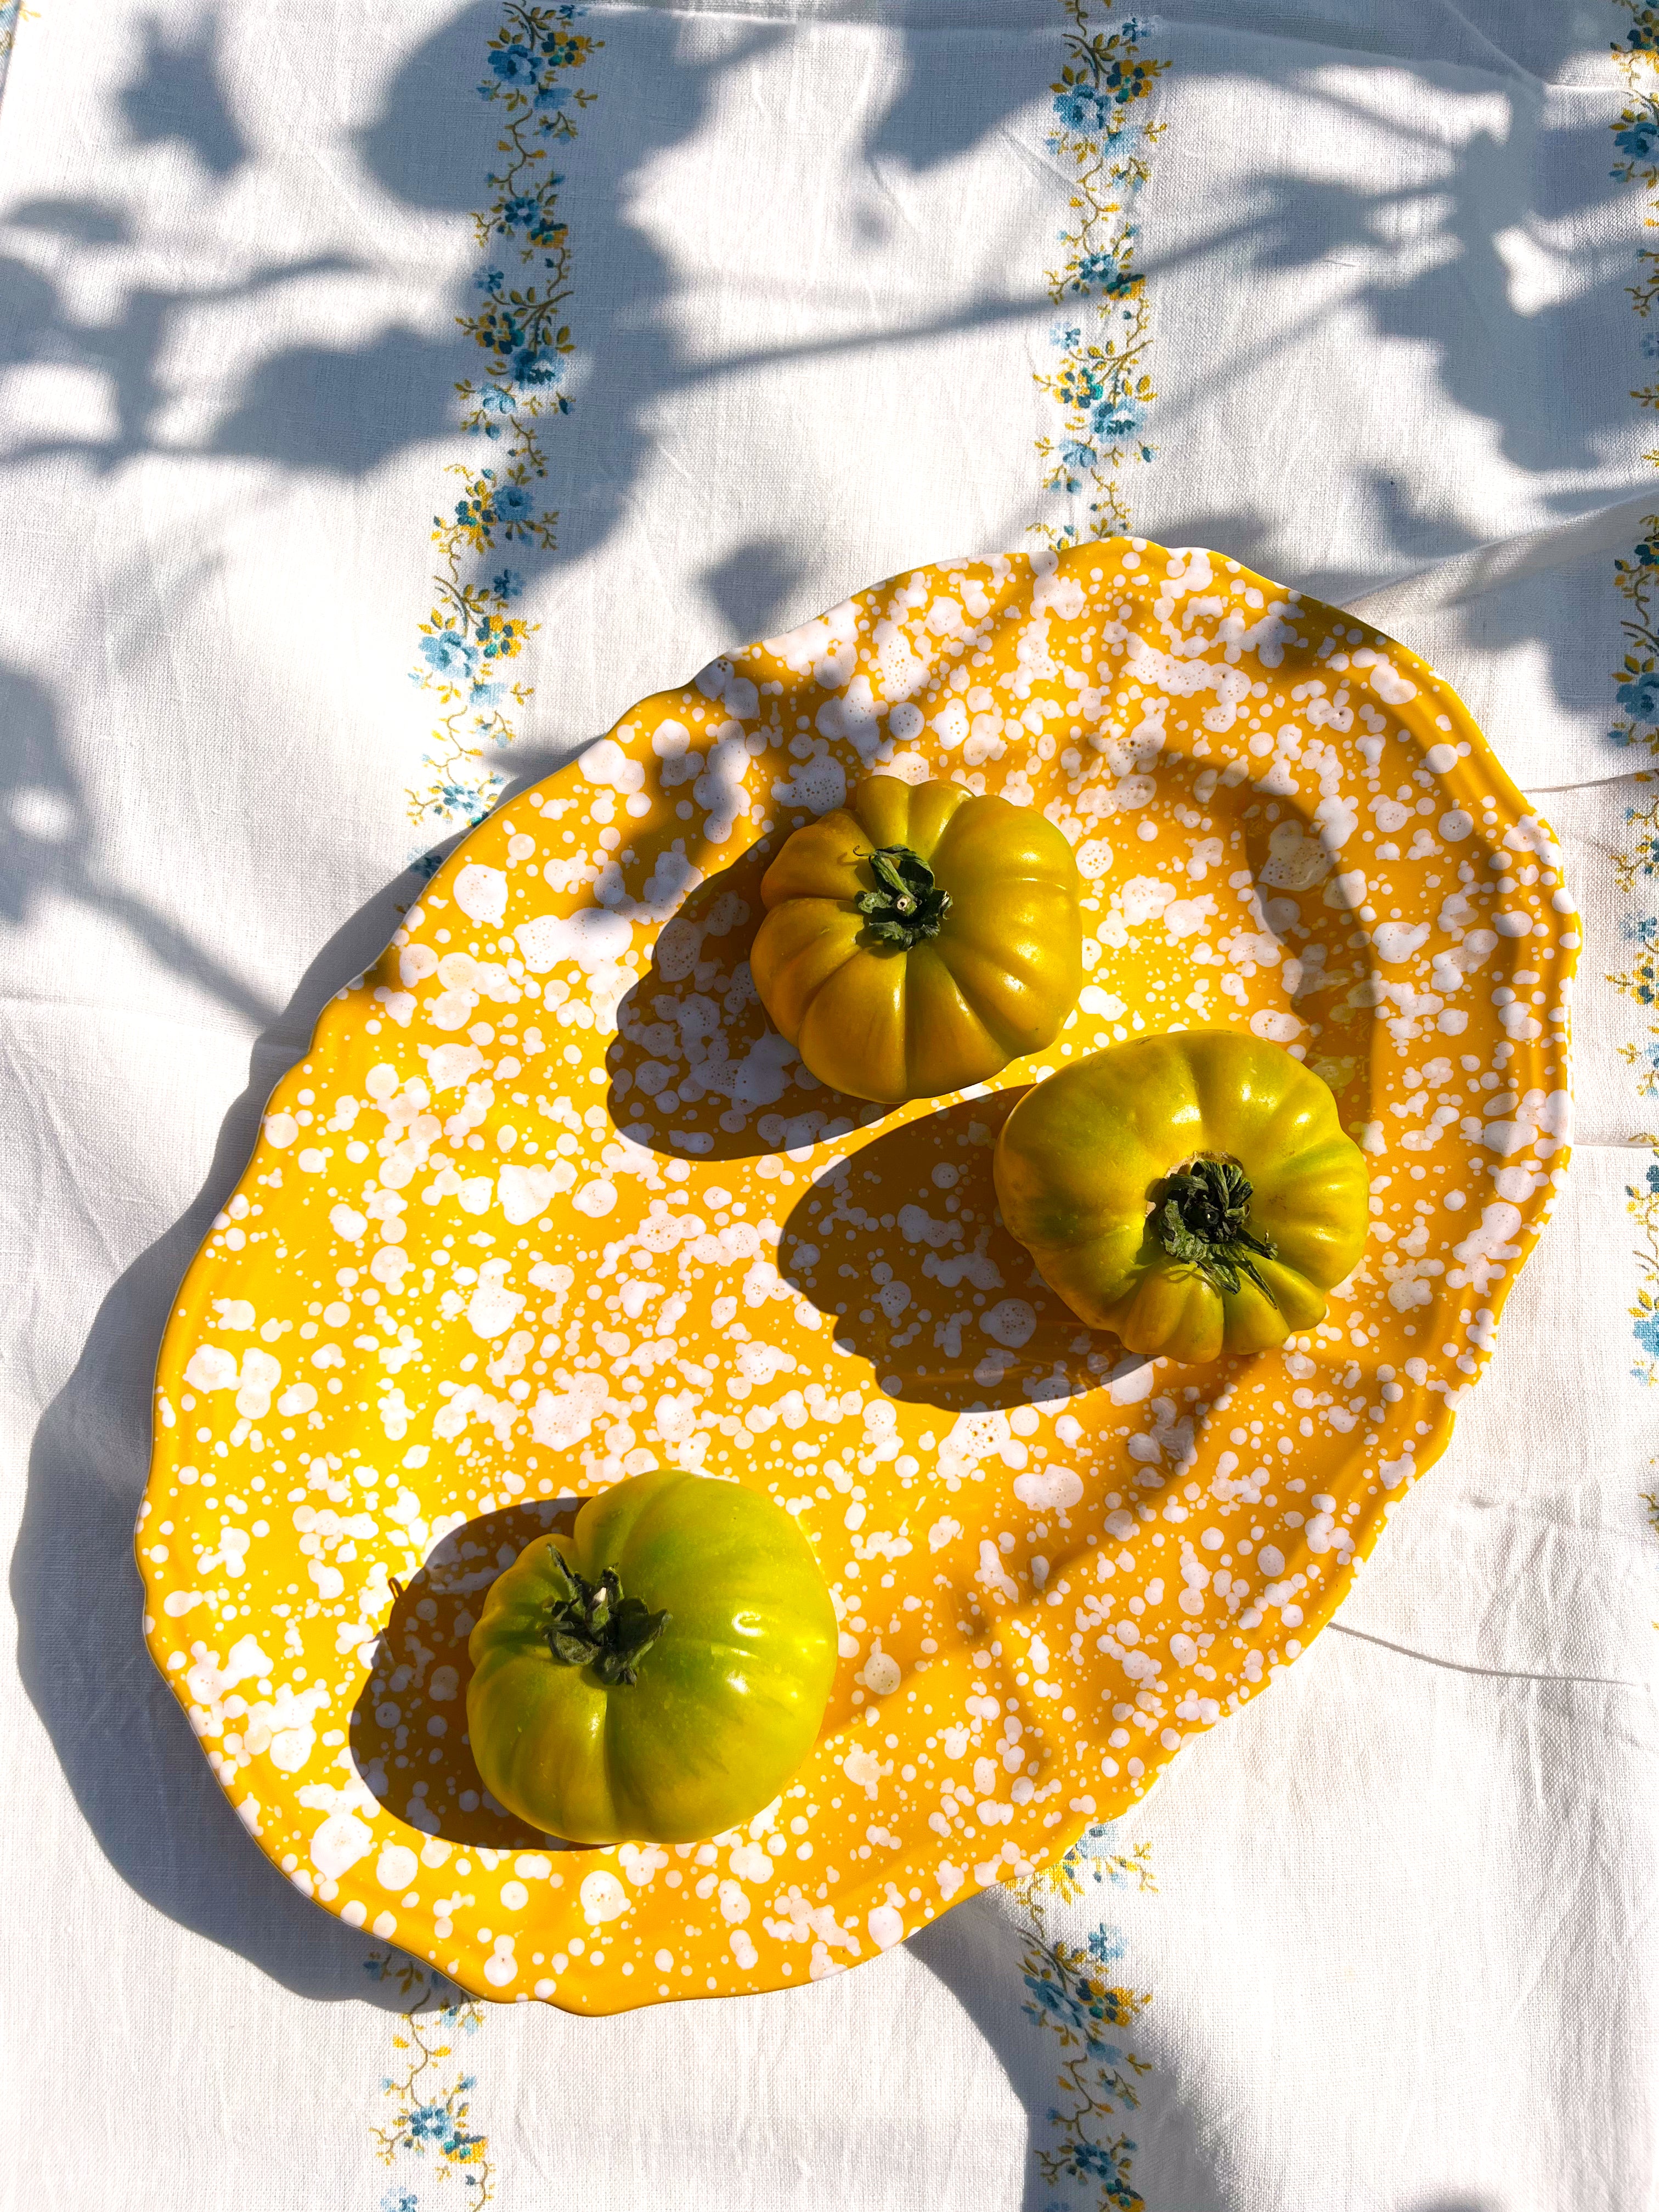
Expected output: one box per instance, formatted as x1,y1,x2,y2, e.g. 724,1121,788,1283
603,836,887,1165
349,1500,592,1854
776,1090,1153,1415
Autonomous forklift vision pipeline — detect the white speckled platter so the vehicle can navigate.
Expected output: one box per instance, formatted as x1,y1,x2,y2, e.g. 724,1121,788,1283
138,539,1575,2012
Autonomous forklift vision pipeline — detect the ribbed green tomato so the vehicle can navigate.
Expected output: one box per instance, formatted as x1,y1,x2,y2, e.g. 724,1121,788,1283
749,772,1082,1104
993,1030,1369,1365
466,1469,838,1845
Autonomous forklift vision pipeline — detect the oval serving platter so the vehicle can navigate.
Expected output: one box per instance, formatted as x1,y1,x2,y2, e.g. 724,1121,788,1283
138,538,1576,2013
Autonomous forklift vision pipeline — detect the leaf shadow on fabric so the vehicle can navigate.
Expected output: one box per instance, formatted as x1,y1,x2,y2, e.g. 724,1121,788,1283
702,537,814,648
0,225,396,478
353,1,1065,662
9,857,447,2010
206,324,480,479
348,1500,590,1853
0,2,1632,721
0,657,282,1022
354,0,510,216
1129,63,1630,611
7,195,129,244
120,10,249,180
1,19,466,481
344,0,1641,772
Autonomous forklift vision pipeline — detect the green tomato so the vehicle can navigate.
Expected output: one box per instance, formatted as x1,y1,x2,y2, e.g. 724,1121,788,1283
993,1029,1369,1365
466,1469,838,1845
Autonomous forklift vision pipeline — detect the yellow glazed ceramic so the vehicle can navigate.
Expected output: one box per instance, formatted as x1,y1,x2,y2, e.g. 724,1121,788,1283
138,540,1576,2015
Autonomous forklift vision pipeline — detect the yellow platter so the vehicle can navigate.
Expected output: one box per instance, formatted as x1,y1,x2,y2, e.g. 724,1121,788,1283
138,539,1575,2012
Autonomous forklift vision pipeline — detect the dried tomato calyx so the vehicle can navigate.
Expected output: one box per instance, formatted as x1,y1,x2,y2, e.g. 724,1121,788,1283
1153,1155,1279,1304
855,845,952,948
543,1551,670,1686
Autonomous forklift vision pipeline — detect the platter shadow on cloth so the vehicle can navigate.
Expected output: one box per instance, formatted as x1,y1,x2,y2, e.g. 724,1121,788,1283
909,1894,1235,2212
9,862,452,2011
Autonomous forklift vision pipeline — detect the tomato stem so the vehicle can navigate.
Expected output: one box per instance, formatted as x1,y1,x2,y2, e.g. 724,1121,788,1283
1153,1156,1279,1304
854,844,952,949
542,1549,670,1686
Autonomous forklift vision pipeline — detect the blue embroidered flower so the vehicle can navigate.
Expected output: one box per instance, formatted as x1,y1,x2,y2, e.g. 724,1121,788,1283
1024,1972,1076,2023
421,630,478,679
1635,1310,1659,1358
1059,439,1098,471
499,193,541,230
1053,84,1116,135
493,483,535,521
380,2192,419,2212
1618,668,1659,720
474,304,526,356
490,567,524,599
526,204,568,247
1054,360,1105,409
510,346,564,390
1091,398,1142,441
407,2100,453,2144
534,82,571,114
1070,2138,1125,2181
1087,1925,1125,1964
489,42,534,83
1617,115,1659,162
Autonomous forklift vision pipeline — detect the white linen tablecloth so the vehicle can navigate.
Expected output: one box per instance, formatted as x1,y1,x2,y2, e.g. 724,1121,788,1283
2,3,1655,2206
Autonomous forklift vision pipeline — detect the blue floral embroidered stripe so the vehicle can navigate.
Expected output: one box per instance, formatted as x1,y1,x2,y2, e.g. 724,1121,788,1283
1033,7,1169,549
1015,1835,1158,2212
1018,17,1169,2203
0,0,32,105
407,2,602,858
365,1952,494,2207
1606,6,1659,1376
